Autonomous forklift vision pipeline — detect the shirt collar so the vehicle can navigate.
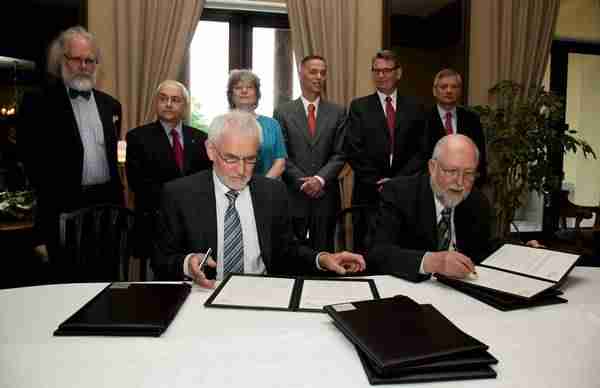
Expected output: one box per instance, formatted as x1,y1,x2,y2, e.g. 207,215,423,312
212,170,250,198
301,95,320,114
160,120,183,138
437,104,457,118
376,89,397,105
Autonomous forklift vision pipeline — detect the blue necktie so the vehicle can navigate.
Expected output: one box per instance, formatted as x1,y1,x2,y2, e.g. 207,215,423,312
223,190,243,276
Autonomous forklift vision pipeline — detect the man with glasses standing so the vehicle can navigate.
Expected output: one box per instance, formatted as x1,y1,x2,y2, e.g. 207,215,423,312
126,80,211,271
153,110,366,287
18,26,123,265
367,134,493,282
425,68,487,186
344,50,428,252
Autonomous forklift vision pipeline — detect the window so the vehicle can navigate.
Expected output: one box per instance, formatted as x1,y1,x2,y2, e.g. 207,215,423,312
190,9,301,131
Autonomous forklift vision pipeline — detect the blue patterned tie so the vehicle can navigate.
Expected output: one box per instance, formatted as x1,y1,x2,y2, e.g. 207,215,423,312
437,207,452,251
223,190,244,275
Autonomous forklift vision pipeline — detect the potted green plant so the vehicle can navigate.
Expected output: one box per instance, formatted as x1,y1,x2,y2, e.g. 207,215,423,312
473,80,596,238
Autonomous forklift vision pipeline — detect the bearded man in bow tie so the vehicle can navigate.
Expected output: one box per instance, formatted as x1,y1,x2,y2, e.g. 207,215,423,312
18,25,123,266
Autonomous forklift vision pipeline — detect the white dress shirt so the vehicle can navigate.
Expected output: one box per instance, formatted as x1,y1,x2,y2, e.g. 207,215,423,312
376,89,397,112
160,120,184,149
437,105,458,134
69,89,110,185
419,193,457,274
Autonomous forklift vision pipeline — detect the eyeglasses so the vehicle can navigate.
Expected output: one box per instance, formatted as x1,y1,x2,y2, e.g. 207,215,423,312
64,54,97,66
371,67,397,75
157,94,185,105
233,85,256,92
436,161,479,181
215,147,257,165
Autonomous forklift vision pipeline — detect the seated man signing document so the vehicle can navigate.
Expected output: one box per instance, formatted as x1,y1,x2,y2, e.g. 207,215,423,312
153,110,365,287
368,134,494,282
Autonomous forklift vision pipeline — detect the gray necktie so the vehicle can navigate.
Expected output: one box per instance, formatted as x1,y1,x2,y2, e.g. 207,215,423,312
223,190,244,275
437,207,452,251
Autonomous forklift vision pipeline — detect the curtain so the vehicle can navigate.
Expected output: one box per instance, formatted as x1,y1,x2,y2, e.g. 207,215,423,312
286,0,359,107
113,0,204,136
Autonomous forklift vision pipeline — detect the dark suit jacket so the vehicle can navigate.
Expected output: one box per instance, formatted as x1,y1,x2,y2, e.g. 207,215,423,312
125,121,211,214
368,175,494,282
18,78,122,247
344,92,428,205
273,98,345,218
425,105,488,185
153,170,318,280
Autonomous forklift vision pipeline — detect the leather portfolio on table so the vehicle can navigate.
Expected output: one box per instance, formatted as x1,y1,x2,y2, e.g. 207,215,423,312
53,282,191,337
435,243,578,311
324,295,498,384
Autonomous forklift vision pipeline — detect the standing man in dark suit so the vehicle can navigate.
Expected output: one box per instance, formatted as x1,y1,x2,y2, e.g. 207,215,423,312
344,49,428,251
154,110,365,287
425,68,487,185
273,55,345,252
368,134,493,282
18,26,123,262
126,80,211,263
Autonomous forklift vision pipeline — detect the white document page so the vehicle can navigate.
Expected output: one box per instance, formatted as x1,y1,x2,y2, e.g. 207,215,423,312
458,266,554,298
482,244,579,282
211,275,295,308
299,279,374,310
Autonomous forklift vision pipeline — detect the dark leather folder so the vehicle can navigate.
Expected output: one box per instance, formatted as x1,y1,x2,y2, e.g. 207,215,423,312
356,347,497,385
54,282,191,337
324,295,494,377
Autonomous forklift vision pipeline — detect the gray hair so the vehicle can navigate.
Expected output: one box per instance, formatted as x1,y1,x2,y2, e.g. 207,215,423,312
207,110,262,146
433,68,463,88
432,134,480,163
47,26,100,77
226,69,261,109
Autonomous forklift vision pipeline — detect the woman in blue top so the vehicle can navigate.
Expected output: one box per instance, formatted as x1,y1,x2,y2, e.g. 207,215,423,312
226,69,287,178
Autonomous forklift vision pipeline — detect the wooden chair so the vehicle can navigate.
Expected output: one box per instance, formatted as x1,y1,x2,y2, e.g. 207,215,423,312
557,190,600,254
58,204,134,283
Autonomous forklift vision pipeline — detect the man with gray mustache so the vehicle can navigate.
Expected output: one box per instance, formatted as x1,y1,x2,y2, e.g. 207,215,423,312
18,26,123,269
367,134,494,282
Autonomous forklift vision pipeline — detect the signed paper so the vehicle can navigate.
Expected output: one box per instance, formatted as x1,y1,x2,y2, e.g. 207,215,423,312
299,280,374,310
458,266,554,298
482,244,579,282
211,275,295,308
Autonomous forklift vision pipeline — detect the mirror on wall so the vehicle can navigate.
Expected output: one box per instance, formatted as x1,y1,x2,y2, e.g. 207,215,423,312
382,0,470,105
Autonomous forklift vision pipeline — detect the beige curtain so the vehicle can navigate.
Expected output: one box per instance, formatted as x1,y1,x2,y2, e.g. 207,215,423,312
286,0,359,107
113,0,204,136
470,0,559,104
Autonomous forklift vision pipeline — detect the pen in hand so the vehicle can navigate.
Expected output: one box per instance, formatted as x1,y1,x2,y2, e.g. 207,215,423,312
198,247,212,271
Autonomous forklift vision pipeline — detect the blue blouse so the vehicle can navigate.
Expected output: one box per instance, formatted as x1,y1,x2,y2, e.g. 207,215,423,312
255,115,287,176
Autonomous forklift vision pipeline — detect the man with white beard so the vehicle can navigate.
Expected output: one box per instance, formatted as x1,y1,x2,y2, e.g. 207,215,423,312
367,135,494,282
18,26,123,269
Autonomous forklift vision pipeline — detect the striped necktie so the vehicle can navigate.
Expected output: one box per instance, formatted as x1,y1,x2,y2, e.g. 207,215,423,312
223,190,244,276
437,207,452,251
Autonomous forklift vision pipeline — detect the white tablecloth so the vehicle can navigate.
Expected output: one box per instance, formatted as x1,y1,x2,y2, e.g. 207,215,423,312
1,268,599,388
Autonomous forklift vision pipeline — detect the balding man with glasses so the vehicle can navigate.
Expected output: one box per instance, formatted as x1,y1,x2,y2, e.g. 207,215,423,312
367,134,495,282
18,25,123,265
153,110,366,287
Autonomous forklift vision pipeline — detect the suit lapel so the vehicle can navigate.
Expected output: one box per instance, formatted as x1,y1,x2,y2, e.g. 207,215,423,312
248,178,271,269
422,177,438,247
155,121,183,177
291,98,314,145
202,173,218,259
182,125,198,174
369,93,389,141
312,100,331,146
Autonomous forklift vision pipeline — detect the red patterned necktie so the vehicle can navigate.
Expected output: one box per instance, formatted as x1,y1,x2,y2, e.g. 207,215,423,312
307,103,316,137
385,96,395,164
444,111,453,135
171,129,183,171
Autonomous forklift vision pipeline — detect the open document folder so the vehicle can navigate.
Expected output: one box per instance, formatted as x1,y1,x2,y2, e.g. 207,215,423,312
204,273,380,312
436,243,579,310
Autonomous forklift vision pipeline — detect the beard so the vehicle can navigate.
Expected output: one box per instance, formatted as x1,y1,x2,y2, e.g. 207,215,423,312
430,176,470,208
62,65,96,91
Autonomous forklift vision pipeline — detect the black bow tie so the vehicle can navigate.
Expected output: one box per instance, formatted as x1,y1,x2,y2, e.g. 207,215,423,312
68,88,91,100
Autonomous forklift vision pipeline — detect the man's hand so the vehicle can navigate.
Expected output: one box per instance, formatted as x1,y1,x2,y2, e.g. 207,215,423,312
299,176,324,198
525,240,545,248
423,251,475,278
376,177,391,193
188,253,217,288
318,251,366,275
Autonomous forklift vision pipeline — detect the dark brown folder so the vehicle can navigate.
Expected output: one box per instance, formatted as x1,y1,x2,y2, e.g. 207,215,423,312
324,295,492,375
54,282,191,337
